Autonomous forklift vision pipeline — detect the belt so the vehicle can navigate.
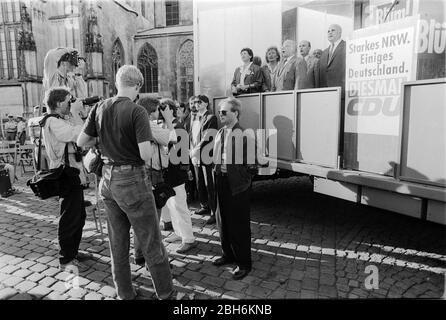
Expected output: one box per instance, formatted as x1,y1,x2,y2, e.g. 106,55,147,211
105,164,143,172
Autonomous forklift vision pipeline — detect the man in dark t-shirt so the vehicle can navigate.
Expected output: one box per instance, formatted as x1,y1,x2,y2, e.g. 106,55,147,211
77,65,174,300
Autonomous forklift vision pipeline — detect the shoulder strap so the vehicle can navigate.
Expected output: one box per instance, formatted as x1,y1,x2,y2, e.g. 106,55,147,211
37,114,61,171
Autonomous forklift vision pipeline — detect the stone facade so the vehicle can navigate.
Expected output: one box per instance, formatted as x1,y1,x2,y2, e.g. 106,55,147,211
134,0,194,102
0,0,194,119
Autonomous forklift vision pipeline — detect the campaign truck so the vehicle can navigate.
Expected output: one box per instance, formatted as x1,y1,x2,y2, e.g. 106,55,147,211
193,0,445,225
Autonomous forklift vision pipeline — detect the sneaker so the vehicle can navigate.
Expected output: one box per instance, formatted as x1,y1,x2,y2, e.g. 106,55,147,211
164,234,182,243
176,242,197,254
134,257,145,266
206,215,216,225
194,207,210,215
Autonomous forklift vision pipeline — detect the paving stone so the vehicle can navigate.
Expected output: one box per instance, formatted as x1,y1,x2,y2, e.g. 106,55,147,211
223,280,248,292
45,291,69,300
12,269,34,279
27,285,52,298
29,263,48,273
0,265,21,275
3,276,25,287
98,285,117,298
0,287,18,299
85,292,104,300
9,293,33,300
202,276,225,288
15,280,38,292
42,267,60,277
50,281,70,294
245,285,272,299
39,277,57,288
85,270,109,282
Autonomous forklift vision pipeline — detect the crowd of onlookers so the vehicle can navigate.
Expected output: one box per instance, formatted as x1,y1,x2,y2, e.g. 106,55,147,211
1,114,27,144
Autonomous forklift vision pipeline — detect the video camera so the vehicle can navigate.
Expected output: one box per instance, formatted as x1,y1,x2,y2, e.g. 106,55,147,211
70,96,101,106
58,50,85,68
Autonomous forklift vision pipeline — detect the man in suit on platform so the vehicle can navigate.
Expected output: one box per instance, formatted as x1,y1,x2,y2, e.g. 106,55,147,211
299,40,320,88
272,39,308,91
318,24,346,94
190,95,218,225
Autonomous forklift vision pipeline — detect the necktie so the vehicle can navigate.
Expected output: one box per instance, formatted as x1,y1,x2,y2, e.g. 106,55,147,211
217,129,225,173
329,44,334,61
192,113,197,121
279,58,287,75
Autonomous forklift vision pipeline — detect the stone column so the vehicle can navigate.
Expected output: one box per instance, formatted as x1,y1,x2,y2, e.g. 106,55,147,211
85,5,105,97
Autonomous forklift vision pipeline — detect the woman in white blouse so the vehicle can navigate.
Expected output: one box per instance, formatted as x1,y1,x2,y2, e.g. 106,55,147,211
261,46,281,92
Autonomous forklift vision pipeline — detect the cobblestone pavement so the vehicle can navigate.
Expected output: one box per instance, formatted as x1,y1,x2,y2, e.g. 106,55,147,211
0,174,445,300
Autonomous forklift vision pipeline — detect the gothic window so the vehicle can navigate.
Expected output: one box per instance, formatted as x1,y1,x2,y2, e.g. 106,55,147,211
177,40,194,102
0,30,7,78
111,38,124,95
166,0,179,26
137,43,158,93
0,27,18,79
0,0,20,23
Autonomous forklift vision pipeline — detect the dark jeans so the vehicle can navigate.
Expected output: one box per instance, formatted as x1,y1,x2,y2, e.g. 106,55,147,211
193,164,216,215
215,174,252,270
100,165,173,300
6,132,16,141
58,179,86,264
18,132,26,145
185,161,196,200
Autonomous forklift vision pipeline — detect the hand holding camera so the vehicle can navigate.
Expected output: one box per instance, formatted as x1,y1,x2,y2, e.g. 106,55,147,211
159,106,174,124
69,98,84,116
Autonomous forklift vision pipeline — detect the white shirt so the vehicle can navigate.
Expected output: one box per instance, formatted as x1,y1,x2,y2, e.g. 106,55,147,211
329,38,342,58
149,120,176,170
42,115,86,184
190,112,201,148
239,62,253,86
221,125,235,173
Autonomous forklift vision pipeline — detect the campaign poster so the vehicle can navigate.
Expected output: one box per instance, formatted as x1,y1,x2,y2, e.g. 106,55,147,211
345,18,417,136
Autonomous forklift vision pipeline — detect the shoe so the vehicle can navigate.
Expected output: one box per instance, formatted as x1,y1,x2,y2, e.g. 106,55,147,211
212,256,234,267
194,207,210,215
161,221,173,231
232,266,251,280
59,258,89,272
206,215,216,225
84,200,93,207
134,257,145,266
164,234,182,243
176,242,197,254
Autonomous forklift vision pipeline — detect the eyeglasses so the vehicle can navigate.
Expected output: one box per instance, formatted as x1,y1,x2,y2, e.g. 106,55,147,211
218,110,230,116
193,101,202,105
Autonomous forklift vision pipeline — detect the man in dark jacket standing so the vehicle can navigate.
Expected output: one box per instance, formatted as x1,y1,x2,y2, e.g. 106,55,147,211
212,97,256,280
318,24,346,95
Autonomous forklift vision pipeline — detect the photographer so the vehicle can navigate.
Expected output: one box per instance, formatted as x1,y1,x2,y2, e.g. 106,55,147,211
42,87,88,271
138,97,196,254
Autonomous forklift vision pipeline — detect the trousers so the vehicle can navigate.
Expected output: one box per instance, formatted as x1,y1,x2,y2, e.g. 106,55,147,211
100,165,173,300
